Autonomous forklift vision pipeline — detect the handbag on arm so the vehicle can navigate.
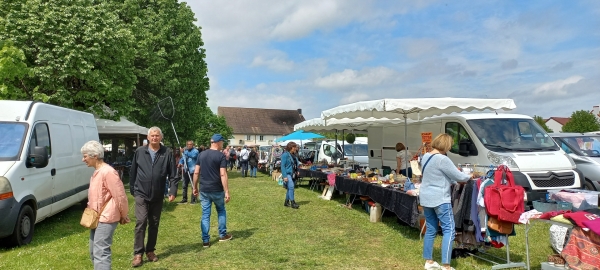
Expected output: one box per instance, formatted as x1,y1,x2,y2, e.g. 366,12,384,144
484,165,525,224
80,199,109,229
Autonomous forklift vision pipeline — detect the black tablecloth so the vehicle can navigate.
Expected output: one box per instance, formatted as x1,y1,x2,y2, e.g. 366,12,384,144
336,176,420,228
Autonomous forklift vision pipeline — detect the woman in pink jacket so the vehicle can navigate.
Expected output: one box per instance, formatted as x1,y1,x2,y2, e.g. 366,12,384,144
81,140,130,270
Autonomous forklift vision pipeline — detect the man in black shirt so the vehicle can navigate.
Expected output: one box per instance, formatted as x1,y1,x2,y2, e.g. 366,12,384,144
193,134,232,248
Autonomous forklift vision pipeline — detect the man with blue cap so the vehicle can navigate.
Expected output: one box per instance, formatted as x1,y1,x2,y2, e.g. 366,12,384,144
193,134,232,247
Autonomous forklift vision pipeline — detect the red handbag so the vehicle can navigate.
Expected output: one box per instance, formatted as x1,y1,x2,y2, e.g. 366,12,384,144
484,165,525,224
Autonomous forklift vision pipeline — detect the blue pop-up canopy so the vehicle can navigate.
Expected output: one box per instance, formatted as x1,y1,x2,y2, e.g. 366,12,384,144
275,130,324,142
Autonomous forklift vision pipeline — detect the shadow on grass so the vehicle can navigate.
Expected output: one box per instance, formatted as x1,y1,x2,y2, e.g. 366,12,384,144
0,204,88,251
230,227,258,240
160,242,204,259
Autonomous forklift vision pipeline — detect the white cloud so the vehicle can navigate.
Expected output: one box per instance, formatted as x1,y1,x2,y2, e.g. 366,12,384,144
340,93,370,105
314,67,399,89
402,38,439,58
250,51,295,71
533,75,584,96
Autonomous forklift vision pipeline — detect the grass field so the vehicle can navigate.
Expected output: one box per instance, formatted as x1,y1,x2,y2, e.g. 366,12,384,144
0,171,554,269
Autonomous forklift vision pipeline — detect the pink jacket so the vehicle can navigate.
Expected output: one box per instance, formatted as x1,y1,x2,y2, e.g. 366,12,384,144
87,165,129,224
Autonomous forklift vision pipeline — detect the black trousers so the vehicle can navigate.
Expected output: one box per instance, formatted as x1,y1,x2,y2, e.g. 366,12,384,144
134,196,163,255
181,170,192,201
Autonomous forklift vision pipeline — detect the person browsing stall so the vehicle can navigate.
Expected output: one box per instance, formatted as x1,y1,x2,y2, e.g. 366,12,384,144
239,145,250,177
81,140,130,270
281,142,300,209
129,127,176,267
177,140,199,204
193,134,233,248
395,142,412,177
419,133,472,270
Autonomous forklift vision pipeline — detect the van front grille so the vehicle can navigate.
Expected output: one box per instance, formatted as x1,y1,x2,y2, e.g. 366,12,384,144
526,172,575,188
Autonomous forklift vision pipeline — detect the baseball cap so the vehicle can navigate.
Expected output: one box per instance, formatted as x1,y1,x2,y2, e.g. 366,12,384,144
211,134,224,142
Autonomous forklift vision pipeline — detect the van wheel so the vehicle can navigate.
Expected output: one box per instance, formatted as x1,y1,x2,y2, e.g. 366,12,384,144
9,205,35,246
584,180,597,191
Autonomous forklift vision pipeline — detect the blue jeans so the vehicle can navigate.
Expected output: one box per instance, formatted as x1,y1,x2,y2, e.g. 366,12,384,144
200,191,228,243
285,174,295,201
240,160,249,177
422,203,455,265
250,165,257,177
89,222,118,270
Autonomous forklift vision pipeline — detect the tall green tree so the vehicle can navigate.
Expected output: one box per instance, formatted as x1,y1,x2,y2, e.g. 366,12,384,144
533,115,553,133
0,40,32,98
193,107,233,147
562,110,600,133
118,0,210,144
0,0,137,118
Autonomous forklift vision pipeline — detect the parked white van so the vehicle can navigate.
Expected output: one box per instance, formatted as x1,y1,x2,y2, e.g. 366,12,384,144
0,101,98,246
368,113,584,202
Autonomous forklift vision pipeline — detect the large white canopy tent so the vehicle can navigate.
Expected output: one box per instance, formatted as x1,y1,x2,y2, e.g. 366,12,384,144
320,98,517,171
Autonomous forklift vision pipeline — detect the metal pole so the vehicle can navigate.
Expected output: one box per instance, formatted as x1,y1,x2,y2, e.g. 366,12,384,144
404,115,408,178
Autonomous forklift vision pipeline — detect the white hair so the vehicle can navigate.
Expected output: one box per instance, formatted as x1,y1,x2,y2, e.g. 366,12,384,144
81,140,104,159
148,126,163,137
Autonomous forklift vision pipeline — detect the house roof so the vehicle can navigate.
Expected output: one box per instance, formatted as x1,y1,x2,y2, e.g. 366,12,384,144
545,117,571,126
218,107,305,135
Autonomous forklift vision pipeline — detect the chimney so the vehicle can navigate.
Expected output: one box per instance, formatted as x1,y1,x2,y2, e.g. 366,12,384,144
297,108,302,115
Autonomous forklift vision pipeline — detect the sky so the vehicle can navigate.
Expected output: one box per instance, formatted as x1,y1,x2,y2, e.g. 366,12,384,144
188,0,600,120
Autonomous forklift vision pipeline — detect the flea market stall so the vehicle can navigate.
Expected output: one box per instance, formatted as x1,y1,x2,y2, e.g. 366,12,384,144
297,98,600,269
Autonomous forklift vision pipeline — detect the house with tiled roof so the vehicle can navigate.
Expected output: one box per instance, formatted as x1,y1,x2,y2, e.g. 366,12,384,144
217,107,305,146
545,117,570,133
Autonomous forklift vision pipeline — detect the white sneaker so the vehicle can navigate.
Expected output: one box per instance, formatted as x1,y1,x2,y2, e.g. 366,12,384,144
424,261,441,269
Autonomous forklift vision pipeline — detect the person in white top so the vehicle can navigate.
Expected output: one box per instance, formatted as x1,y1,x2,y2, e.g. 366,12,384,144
395,142,412,177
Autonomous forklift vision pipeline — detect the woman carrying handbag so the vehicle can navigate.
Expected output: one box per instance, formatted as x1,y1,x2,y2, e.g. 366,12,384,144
81,141,130,270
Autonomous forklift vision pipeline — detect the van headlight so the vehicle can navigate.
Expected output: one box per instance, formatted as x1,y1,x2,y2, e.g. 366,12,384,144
487,151,519,170
0,176,14,200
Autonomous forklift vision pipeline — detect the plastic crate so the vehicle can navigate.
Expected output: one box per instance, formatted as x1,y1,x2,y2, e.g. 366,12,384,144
532,200,572,213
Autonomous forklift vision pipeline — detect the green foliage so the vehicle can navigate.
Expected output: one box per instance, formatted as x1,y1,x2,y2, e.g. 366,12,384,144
0,0,210,142
0,0,137,117
562,110,600,133
345,133,356,144
533,115,553,133
119,0,209,143
0,39,32,98
193,107,233,147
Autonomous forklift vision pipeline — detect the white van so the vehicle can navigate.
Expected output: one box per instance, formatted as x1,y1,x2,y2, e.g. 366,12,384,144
368,113,583,202
0,101,98,246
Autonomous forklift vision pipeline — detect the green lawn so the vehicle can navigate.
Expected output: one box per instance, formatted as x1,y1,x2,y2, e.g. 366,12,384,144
0,171,554,269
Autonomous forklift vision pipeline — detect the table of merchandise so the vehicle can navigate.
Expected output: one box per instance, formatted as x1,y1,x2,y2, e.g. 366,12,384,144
335,176,420,228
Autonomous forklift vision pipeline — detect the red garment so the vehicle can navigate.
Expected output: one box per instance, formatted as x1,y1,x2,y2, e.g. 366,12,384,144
539,210,572,220
561,227,600,270
582,219,600,236
563,211,600,229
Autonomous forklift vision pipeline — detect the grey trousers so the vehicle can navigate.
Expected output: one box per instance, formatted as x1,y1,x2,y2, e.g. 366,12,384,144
134,196,163,255
89,222,118,270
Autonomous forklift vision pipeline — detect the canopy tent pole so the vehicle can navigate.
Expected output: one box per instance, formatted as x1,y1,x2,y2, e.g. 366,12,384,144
404,114,408,178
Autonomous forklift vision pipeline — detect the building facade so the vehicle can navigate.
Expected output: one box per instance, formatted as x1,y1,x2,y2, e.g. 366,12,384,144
218,107,305,147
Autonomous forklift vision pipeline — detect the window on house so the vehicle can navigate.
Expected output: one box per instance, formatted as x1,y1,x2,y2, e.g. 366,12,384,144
246,135,252,141
259,135,264,141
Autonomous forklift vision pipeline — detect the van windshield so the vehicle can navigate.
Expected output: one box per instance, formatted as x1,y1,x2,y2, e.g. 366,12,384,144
0,122,28,161
467,118,559,152
343,144,368,156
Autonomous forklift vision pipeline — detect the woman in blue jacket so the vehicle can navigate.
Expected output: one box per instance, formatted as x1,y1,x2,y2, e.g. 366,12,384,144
281,142,299,209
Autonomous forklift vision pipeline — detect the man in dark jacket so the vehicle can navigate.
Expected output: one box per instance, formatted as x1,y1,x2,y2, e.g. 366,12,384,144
129,126,176,267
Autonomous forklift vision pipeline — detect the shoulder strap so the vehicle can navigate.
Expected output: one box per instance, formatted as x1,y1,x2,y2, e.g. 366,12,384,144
421,153,439,175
